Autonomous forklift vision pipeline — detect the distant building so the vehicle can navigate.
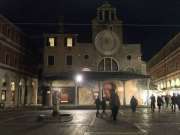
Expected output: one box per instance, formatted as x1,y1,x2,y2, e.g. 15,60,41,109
0,15,38,107
148,33,180,95
42,2,149,106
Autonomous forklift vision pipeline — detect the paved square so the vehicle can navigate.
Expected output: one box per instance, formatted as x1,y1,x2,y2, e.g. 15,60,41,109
0,108,180,135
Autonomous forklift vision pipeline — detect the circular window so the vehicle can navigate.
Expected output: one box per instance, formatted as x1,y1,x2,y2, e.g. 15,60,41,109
84,55,89,60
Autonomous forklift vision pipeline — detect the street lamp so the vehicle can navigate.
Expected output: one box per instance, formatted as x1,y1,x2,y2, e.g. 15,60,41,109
74,74,83,106
75,74,83,83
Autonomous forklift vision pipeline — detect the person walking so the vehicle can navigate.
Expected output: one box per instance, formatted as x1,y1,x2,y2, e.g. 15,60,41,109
176,94,180,111
101,97,107,117
150,94,156,112
110,88,120,121
171,93,177,112
130,96,138,112
95,96,101,117
157,96,163,112
165,94,169,108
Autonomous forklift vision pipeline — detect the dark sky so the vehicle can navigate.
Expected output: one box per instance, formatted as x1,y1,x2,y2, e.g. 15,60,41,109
1,0,180,61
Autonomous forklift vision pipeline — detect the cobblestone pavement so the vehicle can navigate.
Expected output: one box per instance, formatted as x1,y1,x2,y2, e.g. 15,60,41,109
0,108,180,135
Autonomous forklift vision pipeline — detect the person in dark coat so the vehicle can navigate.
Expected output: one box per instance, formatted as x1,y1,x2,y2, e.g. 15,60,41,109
176,94,180,111
165,94,169,108
157,96,163,112
171,93,177,112
150,94,156,112
95,96,101,117
110,89,120,121
130,96,138,112
101,97,107,113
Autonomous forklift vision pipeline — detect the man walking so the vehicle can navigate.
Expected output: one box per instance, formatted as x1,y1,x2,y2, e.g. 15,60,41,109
110,88,120,121
95,96,101,117
171,93,177,112
150,94,156,112
130,96,138,112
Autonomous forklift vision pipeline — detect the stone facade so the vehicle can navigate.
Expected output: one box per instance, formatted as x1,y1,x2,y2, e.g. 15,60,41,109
0,15,38,107
42,2,148,106
148,33,180,94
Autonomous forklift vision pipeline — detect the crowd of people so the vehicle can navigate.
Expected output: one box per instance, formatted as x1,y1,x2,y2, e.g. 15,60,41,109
95,88,180,121
150,93,180,112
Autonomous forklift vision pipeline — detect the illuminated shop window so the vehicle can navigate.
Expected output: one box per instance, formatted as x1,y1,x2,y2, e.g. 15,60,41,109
171,80,175,87
48,37,56,47
1,90,6,101
11,82,15,102
176,78,180,87
67,37,73,47
167,81,171,88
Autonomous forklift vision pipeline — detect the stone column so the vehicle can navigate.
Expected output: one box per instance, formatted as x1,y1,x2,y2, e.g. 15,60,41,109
32,79,38,105
122,81,126,106
75,81,78,106
27,83,32,105
102,10,105,21
21,84,25,105
147,78,151,106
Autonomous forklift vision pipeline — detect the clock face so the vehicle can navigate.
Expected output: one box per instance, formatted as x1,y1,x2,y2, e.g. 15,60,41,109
95,30,120,55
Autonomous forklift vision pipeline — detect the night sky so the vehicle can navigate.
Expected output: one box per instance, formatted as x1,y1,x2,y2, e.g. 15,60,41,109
1,0,180,61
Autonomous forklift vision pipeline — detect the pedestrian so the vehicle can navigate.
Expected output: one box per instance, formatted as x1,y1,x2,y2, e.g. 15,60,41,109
165,94,169,108
171,93,177,112
101,97,107,117
157,96,163,112
130,96,138,112
101,97,107,113
110,87,120,121
176,94,180,111
95,95,101,117
150,94,156,112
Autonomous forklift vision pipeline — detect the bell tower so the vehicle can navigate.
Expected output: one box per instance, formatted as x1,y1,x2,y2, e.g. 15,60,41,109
92,1,123,43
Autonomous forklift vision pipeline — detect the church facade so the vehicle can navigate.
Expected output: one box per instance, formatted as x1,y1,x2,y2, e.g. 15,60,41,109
42,2,148,106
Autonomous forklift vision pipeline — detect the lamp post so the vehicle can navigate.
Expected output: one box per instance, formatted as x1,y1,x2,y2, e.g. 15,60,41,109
75,74,83,106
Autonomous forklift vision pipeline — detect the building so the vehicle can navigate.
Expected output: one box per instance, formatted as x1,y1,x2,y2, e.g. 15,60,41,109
148,33,180,96
0,15,38,108
42,2,149,107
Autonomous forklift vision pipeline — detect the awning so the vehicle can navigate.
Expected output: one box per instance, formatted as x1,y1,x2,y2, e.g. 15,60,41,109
44,71,150,81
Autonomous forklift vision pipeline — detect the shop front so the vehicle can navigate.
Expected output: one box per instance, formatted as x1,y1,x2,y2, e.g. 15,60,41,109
43,71,150,107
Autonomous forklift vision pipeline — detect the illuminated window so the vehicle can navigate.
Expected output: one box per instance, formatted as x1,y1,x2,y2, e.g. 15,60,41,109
48,37,56,47
67,37,73,47
1,90,6,101
11,82,15,91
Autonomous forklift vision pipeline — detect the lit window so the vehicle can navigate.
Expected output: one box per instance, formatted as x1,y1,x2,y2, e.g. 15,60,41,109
11,82,15,91
48,37,55,47
1,90,6,101
67,37,73,47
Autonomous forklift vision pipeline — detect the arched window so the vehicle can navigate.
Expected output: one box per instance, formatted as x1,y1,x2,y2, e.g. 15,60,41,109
98,58,118,72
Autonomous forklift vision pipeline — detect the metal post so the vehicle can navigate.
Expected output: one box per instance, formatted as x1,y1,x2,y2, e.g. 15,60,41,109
123,81,126,106
75,81,78,106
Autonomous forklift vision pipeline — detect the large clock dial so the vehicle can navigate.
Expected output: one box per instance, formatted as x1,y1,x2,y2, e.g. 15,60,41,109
95,30,120,55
